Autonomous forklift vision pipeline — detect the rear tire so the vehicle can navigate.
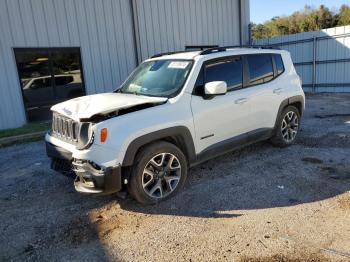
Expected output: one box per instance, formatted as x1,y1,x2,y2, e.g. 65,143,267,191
128,141,188,205
270,105,300,147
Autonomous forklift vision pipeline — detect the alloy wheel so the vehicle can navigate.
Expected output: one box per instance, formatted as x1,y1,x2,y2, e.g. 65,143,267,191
142,153,181,199
281,111,299,142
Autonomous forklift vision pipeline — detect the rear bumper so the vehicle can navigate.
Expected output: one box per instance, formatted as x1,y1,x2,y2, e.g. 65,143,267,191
46,141,123,194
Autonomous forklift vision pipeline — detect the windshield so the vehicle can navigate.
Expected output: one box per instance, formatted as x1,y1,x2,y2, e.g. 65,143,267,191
118,59,193,97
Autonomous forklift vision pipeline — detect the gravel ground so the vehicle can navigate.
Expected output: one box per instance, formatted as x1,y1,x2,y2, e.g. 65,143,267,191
0,94,350,262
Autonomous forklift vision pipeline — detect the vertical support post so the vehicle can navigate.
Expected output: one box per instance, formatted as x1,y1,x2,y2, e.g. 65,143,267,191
312,36,317,93
130,0,140,66
238,0,243,46
248,23,252,46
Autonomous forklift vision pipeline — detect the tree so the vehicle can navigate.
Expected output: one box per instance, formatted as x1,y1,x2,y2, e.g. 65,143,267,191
336,5,350,26
252,4,350,40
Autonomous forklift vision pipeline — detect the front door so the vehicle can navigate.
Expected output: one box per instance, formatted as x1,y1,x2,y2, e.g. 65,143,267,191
191,56,253,154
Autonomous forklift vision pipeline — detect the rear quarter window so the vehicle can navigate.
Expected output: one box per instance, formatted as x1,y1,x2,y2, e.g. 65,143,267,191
246,54,274,86
274,54,285,75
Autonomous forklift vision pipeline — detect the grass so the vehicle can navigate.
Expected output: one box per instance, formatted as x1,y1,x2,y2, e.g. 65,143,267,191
0,121,51,139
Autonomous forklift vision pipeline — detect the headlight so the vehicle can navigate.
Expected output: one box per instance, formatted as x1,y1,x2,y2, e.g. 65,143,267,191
76,122,94,149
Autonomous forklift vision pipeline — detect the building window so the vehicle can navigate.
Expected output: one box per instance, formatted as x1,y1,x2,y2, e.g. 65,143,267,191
14,48,85,122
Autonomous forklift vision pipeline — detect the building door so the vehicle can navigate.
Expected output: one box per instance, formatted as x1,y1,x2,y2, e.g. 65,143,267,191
14,48,85,122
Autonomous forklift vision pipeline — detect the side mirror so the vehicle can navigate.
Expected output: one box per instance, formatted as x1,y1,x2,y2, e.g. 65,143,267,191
204,81,227,96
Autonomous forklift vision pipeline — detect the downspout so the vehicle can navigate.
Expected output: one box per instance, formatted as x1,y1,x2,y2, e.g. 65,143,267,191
130,0,140,65
238,0,243,46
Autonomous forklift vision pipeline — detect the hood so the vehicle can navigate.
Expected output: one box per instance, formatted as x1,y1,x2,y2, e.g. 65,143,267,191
51,93,168,121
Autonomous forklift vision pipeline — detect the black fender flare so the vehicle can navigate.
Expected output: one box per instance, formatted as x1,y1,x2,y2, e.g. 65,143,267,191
122,126,196,166
274,95,305,130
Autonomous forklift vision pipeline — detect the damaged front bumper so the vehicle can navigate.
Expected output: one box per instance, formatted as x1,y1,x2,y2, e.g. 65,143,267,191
46,141,122,194
72,159,122,194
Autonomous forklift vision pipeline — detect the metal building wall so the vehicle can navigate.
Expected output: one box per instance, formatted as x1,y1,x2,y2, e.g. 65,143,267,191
132,0,249,62
0,0,250,129
255,25,350,93
0,0,137,129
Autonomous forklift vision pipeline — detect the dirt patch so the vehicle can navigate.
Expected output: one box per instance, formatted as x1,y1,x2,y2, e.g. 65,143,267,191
91,214,122,239
60,216,97,245
1,94,350,261
320,165,350,180
297,133,350,148
57,213,123,246
338,195,350,210
240,251,329,262
314,114,350,119
302,157,323,164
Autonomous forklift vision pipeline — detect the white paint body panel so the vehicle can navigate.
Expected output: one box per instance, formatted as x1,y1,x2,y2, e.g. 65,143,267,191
51,93,167,121
46,49,305,168
191,87,253,153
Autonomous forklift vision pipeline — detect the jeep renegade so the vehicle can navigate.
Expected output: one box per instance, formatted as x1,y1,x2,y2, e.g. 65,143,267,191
46,46,305,204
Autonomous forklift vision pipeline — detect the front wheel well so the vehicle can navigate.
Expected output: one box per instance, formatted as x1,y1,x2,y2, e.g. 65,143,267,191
134,136,190,164
122,127,196,167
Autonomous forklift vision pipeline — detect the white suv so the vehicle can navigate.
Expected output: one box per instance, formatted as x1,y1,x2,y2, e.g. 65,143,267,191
46,46,305,204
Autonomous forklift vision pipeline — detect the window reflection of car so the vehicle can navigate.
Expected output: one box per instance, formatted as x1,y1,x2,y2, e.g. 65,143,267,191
22,74,83,108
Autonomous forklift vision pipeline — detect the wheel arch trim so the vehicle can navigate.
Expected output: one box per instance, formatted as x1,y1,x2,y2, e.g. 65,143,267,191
122,126,196,166
274,95,304,130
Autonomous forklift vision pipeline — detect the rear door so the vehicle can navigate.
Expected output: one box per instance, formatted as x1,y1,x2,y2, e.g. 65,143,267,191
243,54,283,130
191,56,254,153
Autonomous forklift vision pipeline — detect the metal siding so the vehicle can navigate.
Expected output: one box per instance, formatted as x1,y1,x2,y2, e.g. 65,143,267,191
0,0,27,129
64,0,80,46
0,0,136,129
31,0,50,46
0,0,248,129
134,0,245,60
255,25,350,93
43,0,61,46
53,0,71,46
19,0,38,46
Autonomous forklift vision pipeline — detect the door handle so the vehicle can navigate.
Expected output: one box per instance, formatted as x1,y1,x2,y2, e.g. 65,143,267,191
234,98,248,104
273,88,283,94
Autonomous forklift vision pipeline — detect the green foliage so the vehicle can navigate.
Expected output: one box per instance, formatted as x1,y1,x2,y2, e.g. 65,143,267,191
0,122,51,139
252,4,350,40
336,5,350,26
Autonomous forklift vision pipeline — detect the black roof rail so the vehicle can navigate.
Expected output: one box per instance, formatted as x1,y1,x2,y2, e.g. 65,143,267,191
151,45,220,58
185,45,219,51
150,50,196,58
199,45,280,55
150,45,280,59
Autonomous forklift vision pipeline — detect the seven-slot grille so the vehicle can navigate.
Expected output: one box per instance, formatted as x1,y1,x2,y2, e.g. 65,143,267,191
52,113,79,144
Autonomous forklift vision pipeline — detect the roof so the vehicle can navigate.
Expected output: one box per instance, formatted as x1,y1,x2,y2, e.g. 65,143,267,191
149,47,286,61
149,51,201,60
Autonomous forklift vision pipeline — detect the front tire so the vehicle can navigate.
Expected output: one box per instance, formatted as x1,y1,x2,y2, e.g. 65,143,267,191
128,141,188,205
270,106,300,147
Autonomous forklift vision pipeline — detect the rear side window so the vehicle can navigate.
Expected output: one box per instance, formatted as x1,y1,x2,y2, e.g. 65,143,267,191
274,54,284,75
247,54,274,85
205,57,242,91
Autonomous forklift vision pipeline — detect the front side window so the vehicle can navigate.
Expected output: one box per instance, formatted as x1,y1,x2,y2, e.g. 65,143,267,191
119,59,193,97
247,54,274,85
205,57,242,91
